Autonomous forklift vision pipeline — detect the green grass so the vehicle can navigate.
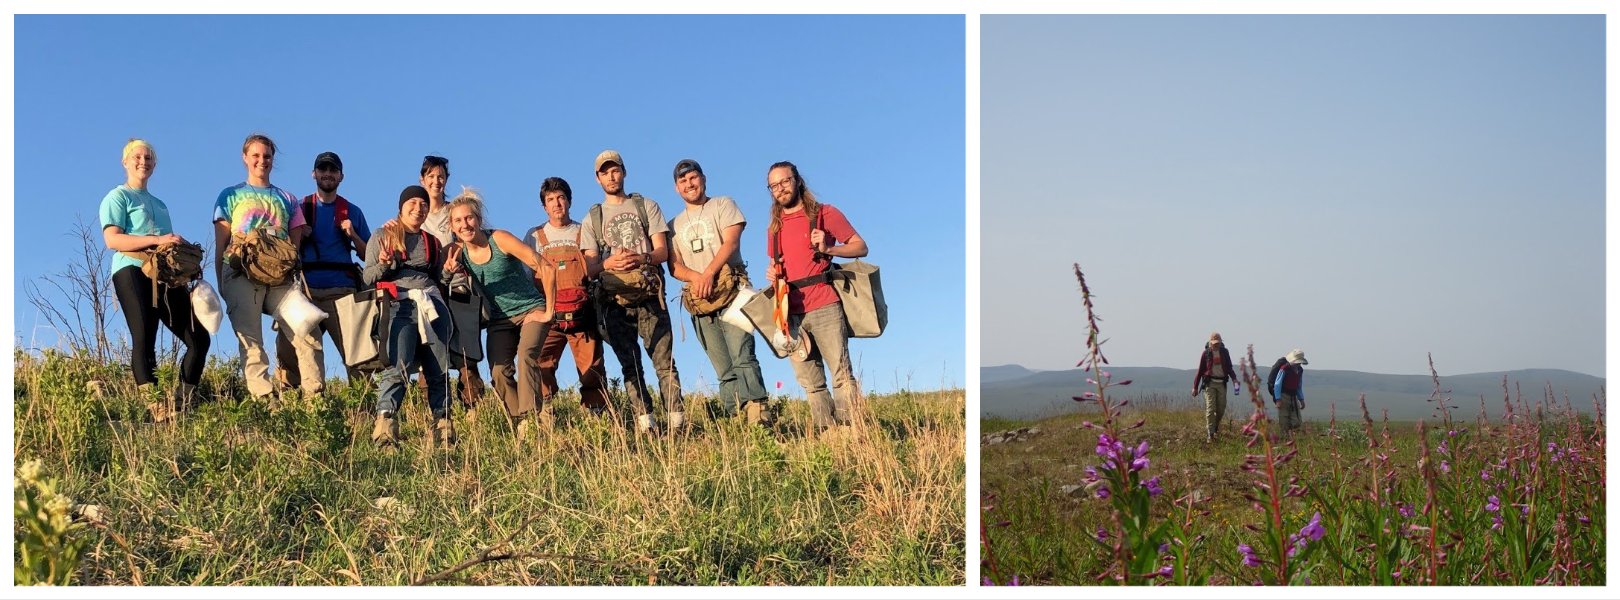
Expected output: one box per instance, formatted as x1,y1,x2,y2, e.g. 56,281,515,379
981,399,1605,585
14,349,964,585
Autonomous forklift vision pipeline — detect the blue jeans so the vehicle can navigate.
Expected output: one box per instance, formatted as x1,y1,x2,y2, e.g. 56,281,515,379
374,296,452,418
692,313,767,413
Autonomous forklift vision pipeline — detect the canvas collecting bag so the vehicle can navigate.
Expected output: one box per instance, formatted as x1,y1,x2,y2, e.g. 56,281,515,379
121,241,206,307
825,260,887,338
682,262,743,317
334,288,389,369
228,226,300,286
600,265,662,307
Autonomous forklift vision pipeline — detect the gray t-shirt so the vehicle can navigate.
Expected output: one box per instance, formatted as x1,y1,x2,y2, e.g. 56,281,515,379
523,222,584,254
363,227,443,291
423,204,453,246
669,195,747,273
578,194,668,258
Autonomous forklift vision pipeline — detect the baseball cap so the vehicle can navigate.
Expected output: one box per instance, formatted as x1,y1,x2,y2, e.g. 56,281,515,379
313,151,343,171
594,149,624,173
673,159,703,180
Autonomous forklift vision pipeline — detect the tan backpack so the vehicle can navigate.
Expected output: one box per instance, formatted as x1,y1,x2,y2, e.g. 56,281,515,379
228,226,300,286
120,242,206,306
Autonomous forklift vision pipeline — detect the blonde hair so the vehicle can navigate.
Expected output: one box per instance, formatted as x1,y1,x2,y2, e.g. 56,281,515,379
448,186,487,228
122,138,156,163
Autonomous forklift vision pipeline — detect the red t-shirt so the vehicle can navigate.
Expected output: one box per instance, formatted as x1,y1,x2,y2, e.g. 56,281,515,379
770,203,856,315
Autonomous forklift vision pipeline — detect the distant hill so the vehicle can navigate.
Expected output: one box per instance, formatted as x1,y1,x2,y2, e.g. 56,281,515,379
981,365,1605,422
981,364,1039,384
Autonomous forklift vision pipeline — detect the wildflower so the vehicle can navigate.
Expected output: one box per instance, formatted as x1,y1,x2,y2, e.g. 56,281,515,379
1440,460,1450,474
1485,495,1500,513
1578,515,1590,525
1397,502,1415,519
1238,543,1262,567
1143,476,1163,498
1157,564,1174,577
1082,466,1099,482
1096,526,1110,542
1158,542,1171,555
1520,504,1529,517
1491,514,1504,530
1392,569,1402,579
1300,512,1326,541
1437,440,1449,455
1096,434,1117,458
1096,486,1111,500
1480,469,1491,482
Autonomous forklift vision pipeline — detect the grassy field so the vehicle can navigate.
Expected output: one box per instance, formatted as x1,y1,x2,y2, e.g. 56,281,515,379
14,349,965,586
981,391,1606,585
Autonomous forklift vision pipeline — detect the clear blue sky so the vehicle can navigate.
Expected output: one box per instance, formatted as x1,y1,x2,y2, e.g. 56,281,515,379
12,14,966,395
983,15,1604,377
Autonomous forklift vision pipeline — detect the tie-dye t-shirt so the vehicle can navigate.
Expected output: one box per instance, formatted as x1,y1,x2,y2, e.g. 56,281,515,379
212,183,305,237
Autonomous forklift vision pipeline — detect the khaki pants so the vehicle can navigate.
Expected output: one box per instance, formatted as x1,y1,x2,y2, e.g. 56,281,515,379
537,325,609,410
1203,382,1227,437
218,265,322,398
274,286,365,391
1276,393,1303,435
788,304,860,429
486,309,550,419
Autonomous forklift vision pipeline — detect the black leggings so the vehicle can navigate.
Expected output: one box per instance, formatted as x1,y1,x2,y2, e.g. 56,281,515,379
112,266,211,386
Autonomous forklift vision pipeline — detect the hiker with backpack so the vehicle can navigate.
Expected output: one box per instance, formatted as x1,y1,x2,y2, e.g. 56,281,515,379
1269,349,1309,437
274,151,372,389
213,133,320,404
1191,332,1239,442
763,161,868,438
667,159,770,427
580,150,685,434
100,138,212,422
523,177,611,418
364,185,456,448
444,189,557,437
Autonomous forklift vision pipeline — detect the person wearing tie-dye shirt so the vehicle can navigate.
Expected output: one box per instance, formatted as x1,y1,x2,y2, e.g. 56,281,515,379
212,133,318,402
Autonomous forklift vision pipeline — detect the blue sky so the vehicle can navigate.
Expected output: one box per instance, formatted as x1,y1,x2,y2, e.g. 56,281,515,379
983,15,1605,377
12,14,966,395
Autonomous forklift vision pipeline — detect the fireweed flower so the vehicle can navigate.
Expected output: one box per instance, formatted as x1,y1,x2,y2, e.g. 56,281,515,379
1096,486,1111,500
1238,543,1262,567
1398,502,1415,519
1096,526,1110,542
1480,469,1491,482
1491,514,1504,531
1485,495,1501,513
1158,542,1171,555
1157,564,1174,577
1440,460,1451,474
1437,440,1449,455
1143,476,1163,498
1300,512,1326,541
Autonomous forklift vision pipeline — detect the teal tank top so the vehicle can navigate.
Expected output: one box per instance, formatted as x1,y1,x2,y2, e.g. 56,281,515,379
463,230,546,320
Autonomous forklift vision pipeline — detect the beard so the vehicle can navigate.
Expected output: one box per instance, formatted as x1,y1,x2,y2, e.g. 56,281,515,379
317,180,339,194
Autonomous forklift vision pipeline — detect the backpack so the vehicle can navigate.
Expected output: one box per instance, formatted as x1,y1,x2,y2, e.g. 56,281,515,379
768,204,888,338
300,195,362,287
588,194,663,307
535,226,594,332
121,242,206,307
228,226,301,286
1267,357,1288,398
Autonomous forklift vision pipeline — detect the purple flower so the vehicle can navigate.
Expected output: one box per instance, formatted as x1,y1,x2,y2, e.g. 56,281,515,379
1096,486,1111,500
1437,440,1449,455
1095,434,1116,458
1439,460,1450,474
1520,504,1529,517
1159,542,1171,555
1397,502,1415,519
1083,467,1099,482
1095,526,1110,542
1547,442,1558,453
982,575,1022,586
1578,515,1590,525
1485,495,1501,513
1135,441,1149,459
1480,469,1491,482
1157,564,1174,577
1491,514,1504,530
1300,512,1326,541
1237,543,1262,567
1392,569,1402,579
1143,476,1163,497
1130,455,1151,472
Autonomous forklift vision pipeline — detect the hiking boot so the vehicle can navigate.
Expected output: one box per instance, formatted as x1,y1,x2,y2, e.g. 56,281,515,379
635,414,657,435
433,417,457,448
743,400,771,427
170,383,197,418
141,383,171,424
372,411,400,447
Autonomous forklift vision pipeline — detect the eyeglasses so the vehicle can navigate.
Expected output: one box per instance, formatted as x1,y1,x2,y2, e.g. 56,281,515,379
767,177,795,191
423,155,449,167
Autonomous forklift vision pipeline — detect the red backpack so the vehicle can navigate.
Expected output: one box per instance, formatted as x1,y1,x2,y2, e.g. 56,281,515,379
535,226,593,332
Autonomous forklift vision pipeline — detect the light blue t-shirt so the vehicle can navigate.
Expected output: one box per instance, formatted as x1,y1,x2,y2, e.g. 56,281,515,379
99,185,173,276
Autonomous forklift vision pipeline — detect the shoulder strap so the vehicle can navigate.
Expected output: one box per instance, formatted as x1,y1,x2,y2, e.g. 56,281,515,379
535,225,550,247
588,205,604,253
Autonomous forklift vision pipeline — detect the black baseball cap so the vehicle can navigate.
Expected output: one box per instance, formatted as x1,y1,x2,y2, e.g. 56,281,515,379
673,159,703,180
314,151,343,171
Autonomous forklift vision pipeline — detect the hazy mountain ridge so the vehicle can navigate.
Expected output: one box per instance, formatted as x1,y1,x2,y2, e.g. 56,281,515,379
982,365,1605,421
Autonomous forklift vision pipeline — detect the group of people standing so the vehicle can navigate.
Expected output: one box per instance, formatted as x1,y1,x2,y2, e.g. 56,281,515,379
1191,333,1309,441
99,134,870,448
